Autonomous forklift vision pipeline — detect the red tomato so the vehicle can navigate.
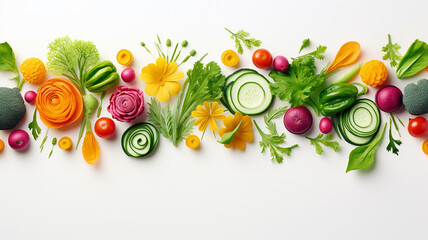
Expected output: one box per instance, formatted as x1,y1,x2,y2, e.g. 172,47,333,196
408,117,428,138
95,117,116,138
252,49,273,69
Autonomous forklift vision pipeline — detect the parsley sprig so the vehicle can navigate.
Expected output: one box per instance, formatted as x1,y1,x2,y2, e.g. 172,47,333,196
225,28,262,55
382,34,402,68
253,106,298,164
305,134,340,155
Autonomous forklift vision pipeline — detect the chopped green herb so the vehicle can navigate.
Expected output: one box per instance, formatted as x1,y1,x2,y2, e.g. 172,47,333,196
28,109,41,140
382,34,402,68
225,28,262,54
306,134,340,155
299,38,310,53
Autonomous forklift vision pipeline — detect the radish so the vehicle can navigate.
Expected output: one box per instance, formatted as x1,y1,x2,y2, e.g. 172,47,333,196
273,56,289,72
24,90,37,103
121,68,135,83
319,117,333,134
8,130,30,151
283,106,312,134
375,85,403,113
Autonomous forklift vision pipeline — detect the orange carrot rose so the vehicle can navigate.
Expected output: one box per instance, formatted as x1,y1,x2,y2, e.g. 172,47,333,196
35,78,84,129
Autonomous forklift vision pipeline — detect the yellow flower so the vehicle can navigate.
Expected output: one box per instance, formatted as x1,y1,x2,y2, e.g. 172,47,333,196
218,112,253,150
140,57,184,102
191,101,225,131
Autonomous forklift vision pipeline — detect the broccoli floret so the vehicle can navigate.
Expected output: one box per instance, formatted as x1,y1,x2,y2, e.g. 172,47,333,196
403,79,428,115
0,87,26,130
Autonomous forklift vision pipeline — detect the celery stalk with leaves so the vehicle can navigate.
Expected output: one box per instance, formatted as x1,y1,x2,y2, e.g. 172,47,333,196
149,58,226,146
45,36,101,164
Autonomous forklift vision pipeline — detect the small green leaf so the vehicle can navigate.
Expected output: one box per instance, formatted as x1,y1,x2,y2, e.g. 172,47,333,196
28,109,41,140
299,38,310,53
218,121,242,144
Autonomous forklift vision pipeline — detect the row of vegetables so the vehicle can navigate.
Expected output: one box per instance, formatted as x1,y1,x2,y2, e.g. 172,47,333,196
0,29,427,172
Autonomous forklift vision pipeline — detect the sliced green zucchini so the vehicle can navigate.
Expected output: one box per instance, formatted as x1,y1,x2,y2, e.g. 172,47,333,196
121,122,159,158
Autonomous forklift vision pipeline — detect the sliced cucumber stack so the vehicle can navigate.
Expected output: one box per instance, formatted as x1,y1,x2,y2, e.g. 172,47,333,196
337,99,381,146
222,69,273,115
121,122,159,158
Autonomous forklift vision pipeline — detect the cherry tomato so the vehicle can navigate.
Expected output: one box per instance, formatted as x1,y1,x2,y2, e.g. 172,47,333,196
95,117,116,138
252,48,273,69
408,117,428,138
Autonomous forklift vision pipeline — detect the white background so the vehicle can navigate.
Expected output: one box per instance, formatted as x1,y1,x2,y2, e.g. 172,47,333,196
1,0,428,239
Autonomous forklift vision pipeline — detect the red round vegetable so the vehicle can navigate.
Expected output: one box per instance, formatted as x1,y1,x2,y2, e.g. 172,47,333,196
252,49,273,69
375,85,403,113
95,117,116,138
319,117,333,134
283,106,313,134
273,56,289,72
121,68,135,83
408,117,428,138
24,91,37,103
8,129,30,151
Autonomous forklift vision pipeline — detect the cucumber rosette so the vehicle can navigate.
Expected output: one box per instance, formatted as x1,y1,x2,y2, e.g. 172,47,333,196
107,86,145,122
121,122,159,158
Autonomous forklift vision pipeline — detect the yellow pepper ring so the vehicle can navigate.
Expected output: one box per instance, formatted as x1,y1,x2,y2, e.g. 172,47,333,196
59,136,73,150
221,50,239,67
186,135,200,149
117,49,133,65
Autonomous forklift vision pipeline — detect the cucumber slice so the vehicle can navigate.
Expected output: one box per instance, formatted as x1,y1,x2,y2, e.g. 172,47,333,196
224,68,257,88
338,99,381,146
222,69,257,113
121,122,159,158
229,72,273,115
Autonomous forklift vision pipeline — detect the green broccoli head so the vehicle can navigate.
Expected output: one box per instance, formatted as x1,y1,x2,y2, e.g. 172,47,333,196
0,87,26,130
403,79,428,115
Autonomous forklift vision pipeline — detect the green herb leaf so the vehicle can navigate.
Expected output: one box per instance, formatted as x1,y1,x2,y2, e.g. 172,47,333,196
218,121,242,144
28,109,41,141
305,134,340,155
254,117,298,164
346,123,387,172
97,91,107,118
386,118,401,155
225,28,262,54
264,106,288,135
396,39,428,79
382,34,402,68
40,129,49,152
299,38,310,53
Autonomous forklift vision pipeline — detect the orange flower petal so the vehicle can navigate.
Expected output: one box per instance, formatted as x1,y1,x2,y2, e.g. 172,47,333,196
208,117,217,131
223,116,236,129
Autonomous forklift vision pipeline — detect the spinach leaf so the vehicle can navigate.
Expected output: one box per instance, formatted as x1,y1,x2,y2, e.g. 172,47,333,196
346,123,387,172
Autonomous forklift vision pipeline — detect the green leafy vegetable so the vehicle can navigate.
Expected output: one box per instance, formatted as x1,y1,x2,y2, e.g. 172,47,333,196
225,28,262,54
382,34,402,68
253,106,298,164
386,116,402,155
299,38,310,53
305,134,340,155
269,45,330,115
396,39,428,79
0,42,25,89
47,36,100,92
28,109,41,140
346,123,387,173
149,58,226,146
218,121,242,144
